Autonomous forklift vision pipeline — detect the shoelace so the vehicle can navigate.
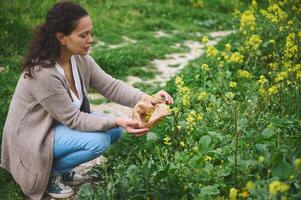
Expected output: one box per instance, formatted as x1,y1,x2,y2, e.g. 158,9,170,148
52,176,68,190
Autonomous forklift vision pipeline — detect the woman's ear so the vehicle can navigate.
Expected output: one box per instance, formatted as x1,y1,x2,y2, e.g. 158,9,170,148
55,32,67,45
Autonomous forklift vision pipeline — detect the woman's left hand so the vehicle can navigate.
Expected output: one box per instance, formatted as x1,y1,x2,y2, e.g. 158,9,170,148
154,90,174,105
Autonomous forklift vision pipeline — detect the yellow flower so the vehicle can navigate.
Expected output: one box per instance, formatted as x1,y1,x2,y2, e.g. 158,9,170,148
225,92,235,100
180,141,185,147
201,36,209,44
294,158,301,169
204,155,213,161
229,81,237,88
172,107,179,114
269,180,289,196
228,52,244,63
175,76,183,86
258,156,265,162
284,33,298,59
225,43,232,51
229,188,238,200
269,39,275,44
257,75,267,85
240,10,256,31
197,113,204,121
268,85,278,95
201,63,209,71
177,125,182,130
163,136,171,145
260,4,288,24
198,91,209,101
274,71,288,82
182,94,190,107
206,46,218,57
238,70,252,79
251,0,257,9
245,34,262,50
239,191,249,198
269,62,278,71
186,110,197,131
245,181,255,190
191,0,204,8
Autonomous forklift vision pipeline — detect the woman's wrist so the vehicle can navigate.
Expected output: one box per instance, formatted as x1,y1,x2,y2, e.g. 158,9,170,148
141,93,152,100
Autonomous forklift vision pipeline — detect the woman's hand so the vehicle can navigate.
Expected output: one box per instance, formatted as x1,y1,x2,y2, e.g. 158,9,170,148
141,90,174,105
116,117,149,137
154,90,174,105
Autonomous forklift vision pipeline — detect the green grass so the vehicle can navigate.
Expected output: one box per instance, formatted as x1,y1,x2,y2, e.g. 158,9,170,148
0,0,252,198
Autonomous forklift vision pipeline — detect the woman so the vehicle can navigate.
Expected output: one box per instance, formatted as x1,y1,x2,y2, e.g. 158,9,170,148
0,2,173,199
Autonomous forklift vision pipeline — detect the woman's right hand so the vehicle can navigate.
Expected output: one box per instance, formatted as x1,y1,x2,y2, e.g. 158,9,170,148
116,117,149,137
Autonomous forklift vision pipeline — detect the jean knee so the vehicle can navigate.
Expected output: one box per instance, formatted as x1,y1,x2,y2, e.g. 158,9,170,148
87,134,110,156
110,127,123,144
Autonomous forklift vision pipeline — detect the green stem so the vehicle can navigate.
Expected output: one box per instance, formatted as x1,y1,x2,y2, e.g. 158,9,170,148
234,103,239,188
208,70,224,97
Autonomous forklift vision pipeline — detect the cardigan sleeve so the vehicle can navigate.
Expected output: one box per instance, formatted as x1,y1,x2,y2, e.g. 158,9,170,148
29,69,117,131
87,55,146,108
39,92,117,131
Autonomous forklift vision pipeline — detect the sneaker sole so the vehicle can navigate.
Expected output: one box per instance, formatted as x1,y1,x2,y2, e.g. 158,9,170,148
46,190,74,199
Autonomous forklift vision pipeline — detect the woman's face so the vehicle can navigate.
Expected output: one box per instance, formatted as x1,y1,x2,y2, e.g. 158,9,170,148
60,15,93,55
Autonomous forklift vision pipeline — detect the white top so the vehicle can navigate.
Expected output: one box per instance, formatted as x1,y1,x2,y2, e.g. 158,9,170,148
55,56,83,109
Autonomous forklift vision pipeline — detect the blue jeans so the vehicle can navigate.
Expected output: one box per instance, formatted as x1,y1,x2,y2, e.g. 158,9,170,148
51,113,123,176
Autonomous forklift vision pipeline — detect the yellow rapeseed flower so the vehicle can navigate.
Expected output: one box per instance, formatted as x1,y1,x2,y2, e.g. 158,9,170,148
186,110,197,131
229,81,237,88
198,91,209,101
229,188,238,200
206,46,218,57
284,33,298,59
257,75,267,85
238,70,252,79
197,113,204,121
245,181,255,190
175,76,183,86
239,191,249,198
201,36,209,44
245,34,262,50
204,155,213,161
258,156,265,162
201,63,209,71
225,43,232,51
294,158,301,169
269,180,289,196
268,85,279,95
163,136,171,145
274,71,288,82
260,4,288,24
240,10,256,31
225,92,235,100
228,52,244,63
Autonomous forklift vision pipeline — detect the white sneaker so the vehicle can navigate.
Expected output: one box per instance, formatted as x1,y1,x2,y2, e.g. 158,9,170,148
47,176,74,199
62,171,85,186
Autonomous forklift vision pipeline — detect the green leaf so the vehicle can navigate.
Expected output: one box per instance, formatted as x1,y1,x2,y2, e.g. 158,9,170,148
199,135,212,150
261,127,274,139
272,160,293,179
200,184,220,196
208,131,223,142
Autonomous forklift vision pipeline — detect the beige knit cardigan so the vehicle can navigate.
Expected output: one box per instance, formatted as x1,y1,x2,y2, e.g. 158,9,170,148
1,55,145,200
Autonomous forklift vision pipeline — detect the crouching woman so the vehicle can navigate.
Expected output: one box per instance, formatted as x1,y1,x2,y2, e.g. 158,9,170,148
0,2,173,199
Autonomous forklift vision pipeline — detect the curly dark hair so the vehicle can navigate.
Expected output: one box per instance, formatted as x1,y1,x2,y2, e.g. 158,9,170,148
22,1,88,79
